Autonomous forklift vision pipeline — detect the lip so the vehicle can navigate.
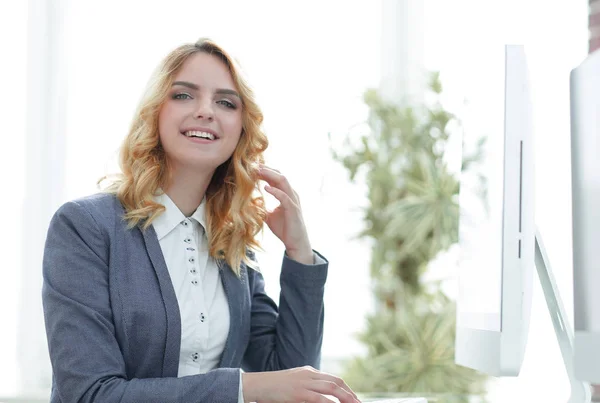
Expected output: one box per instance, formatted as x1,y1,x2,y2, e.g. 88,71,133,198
181,127,220,139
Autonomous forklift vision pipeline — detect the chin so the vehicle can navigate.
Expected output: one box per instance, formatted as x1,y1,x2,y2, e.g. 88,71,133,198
187,156,231,171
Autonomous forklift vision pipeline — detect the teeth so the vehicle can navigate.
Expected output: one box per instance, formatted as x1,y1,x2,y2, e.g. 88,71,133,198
184,131,215,140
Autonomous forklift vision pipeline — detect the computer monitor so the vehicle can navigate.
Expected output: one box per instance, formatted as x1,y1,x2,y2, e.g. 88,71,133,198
570,49,600,384
455,44,535,376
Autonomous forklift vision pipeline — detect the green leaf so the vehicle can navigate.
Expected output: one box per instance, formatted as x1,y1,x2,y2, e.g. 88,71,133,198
331,72,489,400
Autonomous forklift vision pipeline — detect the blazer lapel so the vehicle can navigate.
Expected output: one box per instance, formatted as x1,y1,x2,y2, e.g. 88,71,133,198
140,225,182,377
218,260,248,367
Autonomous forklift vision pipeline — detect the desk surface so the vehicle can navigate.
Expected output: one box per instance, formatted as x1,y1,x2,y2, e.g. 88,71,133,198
359,394,486,403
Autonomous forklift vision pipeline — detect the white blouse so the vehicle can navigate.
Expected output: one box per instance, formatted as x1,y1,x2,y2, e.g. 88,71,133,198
152,192,242,402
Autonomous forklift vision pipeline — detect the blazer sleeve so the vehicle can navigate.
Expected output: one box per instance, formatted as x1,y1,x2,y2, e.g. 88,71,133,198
241,250,328,372
42,200,240,403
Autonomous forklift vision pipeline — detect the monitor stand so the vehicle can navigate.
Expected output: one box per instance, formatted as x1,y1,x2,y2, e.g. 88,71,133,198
535,228,592,403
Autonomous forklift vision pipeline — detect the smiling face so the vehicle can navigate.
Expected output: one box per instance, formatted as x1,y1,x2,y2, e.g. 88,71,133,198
158,51,243,176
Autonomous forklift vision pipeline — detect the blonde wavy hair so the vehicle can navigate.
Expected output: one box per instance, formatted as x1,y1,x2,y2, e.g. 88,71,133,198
99,38,268,276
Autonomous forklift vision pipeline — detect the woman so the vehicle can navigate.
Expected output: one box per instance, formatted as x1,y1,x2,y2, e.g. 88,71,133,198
42,38,360,403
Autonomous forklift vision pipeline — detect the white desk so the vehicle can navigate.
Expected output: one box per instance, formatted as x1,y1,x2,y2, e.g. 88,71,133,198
365,398,428,403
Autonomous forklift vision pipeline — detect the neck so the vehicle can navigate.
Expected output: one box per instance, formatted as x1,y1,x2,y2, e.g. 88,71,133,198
163,164,215,217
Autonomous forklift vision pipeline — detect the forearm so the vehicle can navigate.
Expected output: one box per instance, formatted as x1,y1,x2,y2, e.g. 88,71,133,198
277,262,327,368
275,250,328,368
242,250,328,372
51,369,240,403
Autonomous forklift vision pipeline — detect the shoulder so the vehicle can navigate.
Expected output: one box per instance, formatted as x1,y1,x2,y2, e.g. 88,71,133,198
68,191,122,214
52,192,124,233
45,193,124,267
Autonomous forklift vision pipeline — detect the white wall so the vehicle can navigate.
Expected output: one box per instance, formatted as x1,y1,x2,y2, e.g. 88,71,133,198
380,0,426,106
16,0,69,396
0,0,28,397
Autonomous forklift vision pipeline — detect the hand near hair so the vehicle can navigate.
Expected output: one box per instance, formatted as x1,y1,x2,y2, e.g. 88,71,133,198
242,366,361,403
258,165,313,264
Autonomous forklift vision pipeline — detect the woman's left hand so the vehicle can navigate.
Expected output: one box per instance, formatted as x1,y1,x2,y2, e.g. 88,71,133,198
258,165,313,264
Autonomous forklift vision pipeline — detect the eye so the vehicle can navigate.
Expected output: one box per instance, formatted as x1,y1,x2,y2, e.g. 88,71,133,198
172,92,192,100
217,99,237,109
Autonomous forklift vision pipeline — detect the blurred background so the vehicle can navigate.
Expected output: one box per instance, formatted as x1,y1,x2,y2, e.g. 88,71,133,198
0,0,596,402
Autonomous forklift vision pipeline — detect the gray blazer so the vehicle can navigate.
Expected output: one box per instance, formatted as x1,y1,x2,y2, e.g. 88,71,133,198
42,192,328,403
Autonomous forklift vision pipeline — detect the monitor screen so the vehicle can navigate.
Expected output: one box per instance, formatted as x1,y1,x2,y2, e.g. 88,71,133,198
456,47,507,333
457,127,504,332
455,44,534,377
571,49,600,384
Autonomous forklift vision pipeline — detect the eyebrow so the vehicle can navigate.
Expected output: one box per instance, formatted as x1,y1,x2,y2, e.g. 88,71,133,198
172,81,241,99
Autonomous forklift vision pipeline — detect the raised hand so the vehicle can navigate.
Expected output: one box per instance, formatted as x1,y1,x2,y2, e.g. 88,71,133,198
258,165,313,264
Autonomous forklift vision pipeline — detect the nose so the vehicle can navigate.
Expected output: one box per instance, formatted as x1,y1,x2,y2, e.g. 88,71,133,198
193,98,214,121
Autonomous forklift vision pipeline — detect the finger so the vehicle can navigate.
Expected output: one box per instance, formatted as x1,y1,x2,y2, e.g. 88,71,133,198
307,381,358,403
298,390,337,403
310,373,357,399
259,167,298,204
293,189,300,205
260,164,281,173
264,184,295,209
